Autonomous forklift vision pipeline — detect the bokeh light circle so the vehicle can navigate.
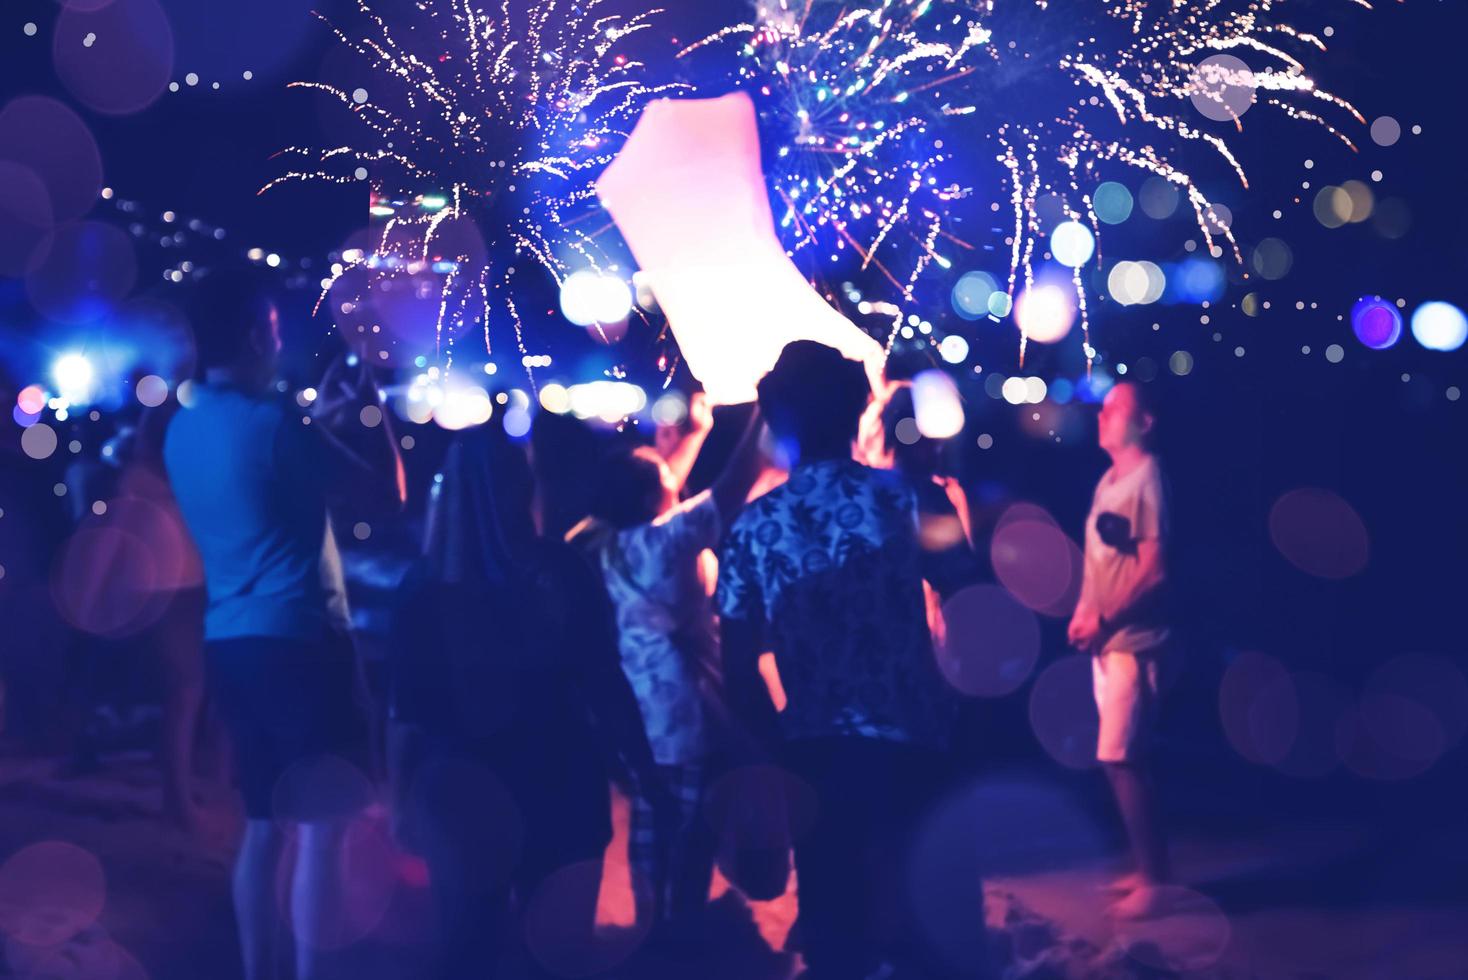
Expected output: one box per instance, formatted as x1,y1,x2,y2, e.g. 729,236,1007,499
0,97,103,222
1049,220,1095,268
524,860,648,977
51,525,171,638
1138,177,1179,220
136,375,169,407
1410,301,1468,352
27,222,138,324
559,270,632,327
1219,651,1298,766
1013,284,1075,343
911,369,963,439
20,422,59,461
1189,53,1256,122
1027,654,1100,770
0,841,107,947
1350,296,1402,350
1092,181,1133,224
989,505,1082,617
1251,238,1293,280
1108,260,1165,306
1370,115,1401,147
951,270,996,320
1341,654,1468,781
1268,671,1351,779
937,584,1041,697
0,162,54,277
54,0,175,116
1268,488,1369,580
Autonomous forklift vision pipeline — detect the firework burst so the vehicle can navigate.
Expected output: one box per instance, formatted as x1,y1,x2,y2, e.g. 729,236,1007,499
687,0,1371,365
683,0,988,350
263,0,686,378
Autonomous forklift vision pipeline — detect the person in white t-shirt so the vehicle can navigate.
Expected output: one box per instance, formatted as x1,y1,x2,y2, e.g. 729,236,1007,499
568,398,763,936
1068,380,1174,920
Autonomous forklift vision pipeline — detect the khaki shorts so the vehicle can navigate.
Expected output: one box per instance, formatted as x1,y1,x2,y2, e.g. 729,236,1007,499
1092,651,1161,764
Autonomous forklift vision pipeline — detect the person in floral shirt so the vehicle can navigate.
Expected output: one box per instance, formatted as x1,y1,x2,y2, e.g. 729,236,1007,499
718,341,977,979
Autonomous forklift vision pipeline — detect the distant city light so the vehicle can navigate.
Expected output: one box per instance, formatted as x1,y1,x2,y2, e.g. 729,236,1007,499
1050,221,1095,268
52,354,95,404
559,270,632,327
1013,285,1076,343
1350,296,1403,350
912,370,964,439
1411,301,1468,352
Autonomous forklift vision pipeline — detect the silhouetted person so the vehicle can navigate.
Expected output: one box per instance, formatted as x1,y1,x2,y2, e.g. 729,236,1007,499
392,419,673,979
1067,380,1174,920
718,342,974,979
164,270,404,980
569,395,763,937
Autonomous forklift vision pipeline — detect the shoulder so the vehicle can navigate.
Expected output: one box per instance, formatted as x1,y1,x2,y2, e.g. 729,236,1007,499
652,488,717,529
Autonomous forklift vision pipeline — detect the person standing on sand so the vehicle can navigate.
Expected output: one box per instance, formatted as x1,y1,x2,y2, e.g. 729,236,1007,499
1068,380,1175,921
165,269,404,980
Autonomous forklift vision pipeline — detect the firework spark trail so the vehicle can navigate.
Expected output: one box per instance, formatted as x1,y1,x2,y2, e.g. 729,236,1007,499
688,0,1372,365
264,0,687,378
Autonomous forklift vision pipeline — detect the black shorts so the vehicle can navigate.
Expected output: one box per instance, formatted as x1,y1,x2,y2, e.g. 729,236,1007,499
207,631,370,820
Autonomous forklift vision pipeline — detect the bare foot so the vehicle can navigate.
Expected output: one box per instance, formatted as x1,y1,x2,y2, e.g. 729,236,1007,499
1108,884,1174,921
1102,870,1148,896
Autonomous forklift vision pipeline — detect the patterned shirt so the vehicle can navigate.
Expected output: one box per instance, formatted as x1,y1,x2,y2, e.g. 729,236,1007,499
600,491,723,765
717,459,953,748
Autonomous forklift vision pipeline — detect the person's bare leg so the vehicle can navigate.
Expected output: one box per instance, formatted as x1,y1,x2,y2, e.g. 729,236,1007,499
293,820,347,980
1105,762,1168,882
234,819,285,980
1105,762,1172,918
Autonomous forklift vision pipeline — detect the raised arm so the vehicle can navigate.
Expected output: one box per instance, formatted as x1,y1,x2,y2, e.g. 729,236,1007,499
311,356,406,516
659,391,715,494
709,404,766,529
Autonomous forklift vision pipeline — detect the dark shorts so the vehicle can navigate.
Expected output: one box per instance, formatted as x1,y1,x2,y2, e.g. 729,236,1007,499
207,631,369,821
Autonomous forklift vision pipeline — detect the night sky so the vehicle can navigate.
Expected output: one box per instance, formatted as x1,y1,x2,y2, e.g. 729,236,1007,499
2,0,1466,817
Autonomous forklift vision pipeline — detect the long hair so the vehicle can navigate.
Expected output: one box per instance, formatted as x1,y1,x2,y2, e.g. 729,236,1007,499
423,421,537,587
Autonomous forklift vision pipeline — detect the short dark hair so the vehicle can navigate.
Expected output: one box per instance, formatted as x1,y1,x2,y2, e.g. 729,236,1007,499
187,268,277,369
757,341,871,459
1114,379,1161,448
589,445,665,530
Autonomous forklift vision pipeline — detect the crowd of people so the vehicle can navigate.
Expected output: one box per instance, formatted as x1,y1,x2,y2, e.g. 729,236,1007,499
145,270,1178,980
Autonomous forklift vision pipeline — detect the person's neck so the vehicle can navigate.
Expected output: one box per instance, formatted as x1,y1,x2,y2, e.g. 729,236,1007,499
204,366,269,394
1106,443,1149,476
793,443,853,467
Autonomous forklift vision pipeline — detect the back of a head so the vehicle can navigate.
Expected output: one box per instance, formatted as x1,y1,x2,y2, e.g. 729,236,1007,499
757,340,872,460
426,421,537,586
530,411,600,539
588,444,665,531
187,268,277,372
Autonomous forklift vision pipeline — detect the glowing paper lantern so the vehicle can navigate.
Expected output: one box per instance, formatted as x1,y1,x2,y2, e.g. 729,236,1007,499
597,93,884,405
